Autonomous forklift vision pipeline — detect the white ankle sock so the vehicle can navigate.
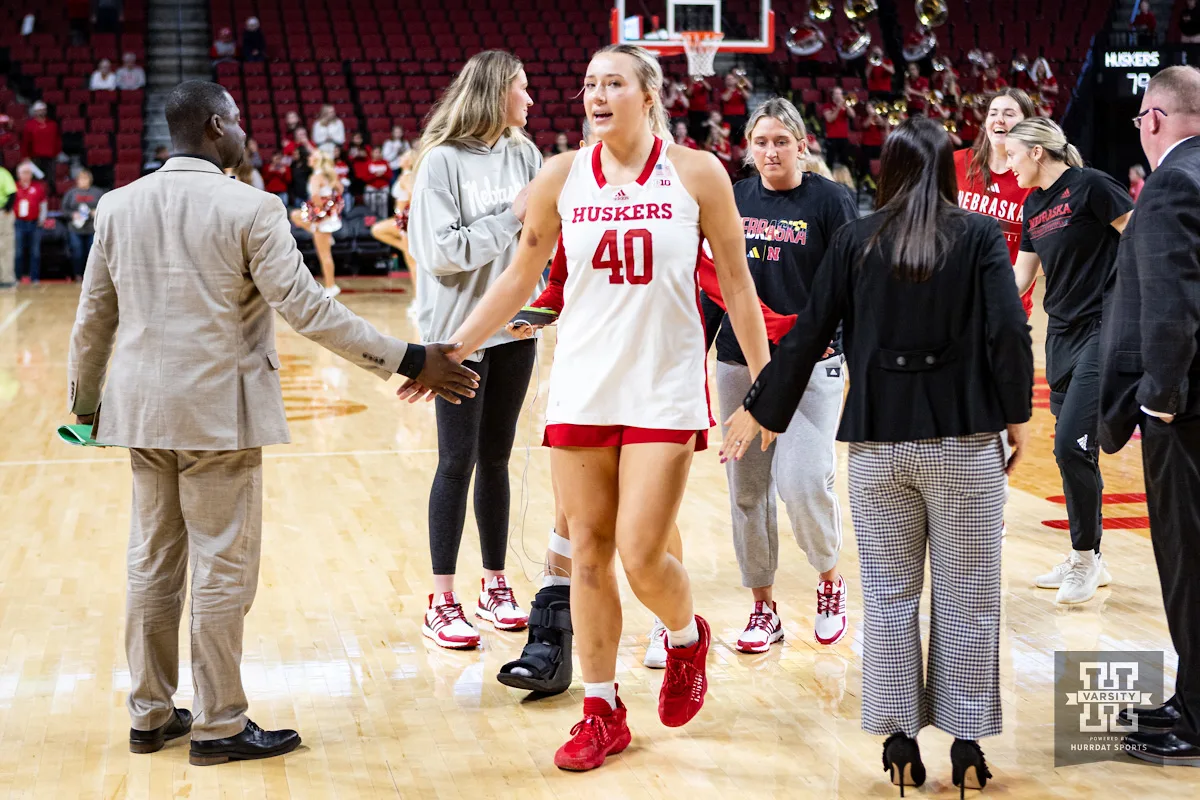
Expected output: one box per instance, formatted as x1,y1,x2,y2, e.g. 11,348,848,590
667,616,699,648
583,681,617,709
543,575,571,588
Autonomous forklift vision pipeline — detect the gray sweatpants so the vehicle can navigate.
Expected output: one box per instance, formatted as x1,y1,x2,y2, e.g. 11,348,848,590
716,358,846,587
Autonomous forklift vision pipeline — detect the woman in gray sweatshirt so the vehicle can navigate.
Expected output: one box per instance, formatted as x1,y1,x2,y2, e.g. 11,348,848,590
408,50,543,649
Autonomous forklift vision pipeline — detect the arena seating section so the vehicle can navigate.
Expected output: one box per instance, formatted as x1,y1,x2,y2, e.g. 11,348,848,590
1,2,146,202
208,0,612,157
211,0,1105,165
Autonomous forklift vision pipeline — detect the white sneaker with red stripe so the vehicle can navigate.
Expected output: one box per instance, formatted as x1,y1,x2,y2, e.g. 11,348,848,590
422,592,480,649
476,576,529,631
643,619,668,669
815,577,849,646
736,601,785,653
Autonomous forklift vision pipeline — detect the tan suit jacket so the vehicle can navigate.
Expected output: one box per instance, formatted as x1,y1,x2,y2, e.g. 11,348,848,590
67,156,408,450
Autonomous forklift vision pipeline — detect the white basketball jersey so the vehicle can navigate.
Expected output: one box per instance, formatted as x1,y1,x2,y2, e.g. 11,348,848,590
547,138,711,430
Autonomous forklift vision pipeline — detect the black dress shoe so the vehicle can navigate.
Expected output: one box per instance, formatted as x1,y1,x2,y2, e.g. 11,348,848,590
189,719,301,766
1124,730,1200,767
130,708,193,754
1117,696,1181,733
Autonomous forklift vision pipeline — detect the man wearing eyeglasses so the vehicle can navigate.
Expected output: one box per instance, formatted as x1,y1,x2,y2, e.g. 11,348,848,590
1101,65,1200,768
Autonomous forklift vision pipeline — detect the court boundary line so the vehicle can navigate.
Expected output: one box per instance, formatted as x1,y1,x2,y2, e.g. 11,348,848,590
0,299,32,337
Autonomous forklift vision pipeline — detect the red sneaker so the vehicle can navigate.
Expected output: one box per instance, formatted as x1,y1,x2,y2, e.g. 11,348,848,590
658,615,710,728
553,694,632,771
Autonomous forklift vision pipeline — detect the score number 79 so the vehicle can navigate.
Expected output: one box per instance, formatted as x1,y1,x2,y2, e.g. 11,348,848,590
1127,72,1152,94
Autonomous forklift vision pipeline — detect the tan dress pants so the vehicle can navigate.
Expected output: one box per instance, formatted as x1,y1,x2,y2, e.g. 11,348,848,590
125,447,263,740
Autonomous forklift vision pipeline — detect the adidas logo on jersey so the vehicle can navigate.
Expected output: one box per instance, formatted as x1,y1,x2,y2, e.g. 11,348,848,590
987,182,1001,193
613,188,629,202
1061,188,1071,199
1077,434,1089,451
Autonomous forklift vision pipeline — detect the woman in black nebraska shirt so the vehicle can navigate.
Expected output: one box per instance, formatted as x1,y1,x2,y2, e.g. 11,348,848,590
1007,118,1133,606
726,118,1033,795
701,98,859,654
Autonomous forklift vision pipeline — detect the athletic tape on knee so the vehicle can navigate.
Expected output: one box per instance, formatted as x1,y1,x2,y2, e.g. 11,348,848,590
548,529,572,559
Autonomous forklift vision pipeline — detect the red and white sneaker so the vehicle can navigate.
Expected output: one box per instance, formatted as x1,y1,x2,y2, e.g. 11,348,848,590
422,592,480,649
815,577,848,646
736,601,785,653
658,615,710,728
554,693,632,771
476,576,529,631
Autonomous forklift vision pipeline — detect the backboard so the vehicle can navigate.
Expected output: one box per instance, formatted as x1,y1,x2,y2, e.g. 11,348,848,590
611,0,775,56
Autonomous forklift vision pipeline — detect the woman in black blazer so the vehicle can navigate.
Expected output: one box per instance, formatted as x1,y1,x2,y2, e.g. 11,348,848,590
725,117,1034,796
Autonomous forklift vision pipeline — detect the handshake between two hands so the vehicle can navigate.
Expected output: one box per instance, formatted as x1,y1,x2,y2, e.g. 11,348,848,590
397,342,480,404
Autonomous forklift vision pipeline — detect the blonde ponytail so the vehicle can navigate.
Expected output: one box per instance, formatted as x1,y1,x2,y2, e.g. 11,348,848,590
1007,117,1083,167
592,44,671,138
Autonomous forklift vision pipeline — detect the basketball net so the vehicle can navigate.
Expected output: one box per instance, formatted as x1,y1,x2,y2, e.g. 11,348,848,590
681,31,723,80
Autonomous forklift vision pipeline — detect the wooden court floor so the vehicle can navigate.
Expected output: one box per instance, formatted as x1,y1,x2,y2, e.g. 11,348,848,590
1,280,1198,799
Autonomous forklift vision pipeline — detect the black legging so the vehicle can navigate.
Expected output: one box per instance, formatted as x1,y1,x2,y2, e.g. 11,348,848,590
1047,319,1103,553
428,338,537,575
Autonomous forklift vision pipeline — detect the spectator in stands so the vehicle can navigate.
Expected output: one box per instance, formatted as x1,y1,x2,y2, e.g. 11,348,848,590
242,17,266,62
21,102,61,183
90,59,118,92
311,105,345,156
0,114,17,152
331,145,351,191
721,71,752,142
381,125,410,172
673,120,698,149
93,0,122,34
211,27,239,65
0,164,14,288
1129,163,1146,202
288,129,313,200
1011,53,1035,92
862,102,887,164
1133,0,1157,44
1182,0,1200,43
820,87,852,175
283,110,305,137
263,151,291,206
940,70,961,107
831,162,856,194
664,76,689,127
13,162,46,284
230,158,264,191
687,77,712,142
707,119,736,176
143,145,169,174
356,147,392,218
116,52,145,91
347,131,369,163
245,138,262,170
61,168,103,281
1030,56,1058,113
545,132,571,157
867,47,896,98
981,65,1008,94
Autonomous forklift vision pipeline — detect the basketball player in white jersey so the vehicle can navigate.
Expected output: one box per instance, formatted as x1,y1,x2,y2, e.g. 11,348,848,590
399,44,774,771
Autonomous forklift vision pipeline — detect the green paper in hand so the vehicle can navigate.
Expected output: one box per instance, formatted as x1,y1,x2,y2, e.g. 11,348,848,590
57,424,107,447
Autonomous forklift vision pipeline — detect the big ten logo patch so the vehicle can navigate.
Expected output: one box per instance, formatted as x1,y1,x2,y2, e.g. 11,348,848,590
278,353,369,422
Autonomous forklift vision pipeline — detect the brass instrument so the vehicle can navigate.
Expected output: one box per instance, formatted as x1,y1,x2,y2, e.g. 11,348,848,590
785,23,827,57
943,118,958,135
932,55,950,73
809,0,834,22
872,100,890,116
892,98,908,114
732,67,751,90
836,24,872,60
967,48,988,69
844,0,879,22
960,92,975,108
903,24,937,61
845,93,859,109
887,110,903,127
1029,92,1043,107
868,50,883,67
1011,54,1030,73
916,0,949,28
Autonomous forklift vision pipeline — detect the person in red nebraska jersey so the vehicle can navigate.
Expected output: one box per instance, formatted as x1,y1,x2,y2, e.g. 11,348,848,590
953,88,1037,315
262,151,292,205
12,162,47,284
686,76,712,141
867,47,896,98
20,102,61,183
355,147,393,218
903,64,930,114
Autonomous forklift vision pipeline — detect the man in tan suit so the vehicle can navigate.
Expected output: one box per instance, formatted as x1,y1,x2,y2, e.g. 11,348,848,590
67,81,479,766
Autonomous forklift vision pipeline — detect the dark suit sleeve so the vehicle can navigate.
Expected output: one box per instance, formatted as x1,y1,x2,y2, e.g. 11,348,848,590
978,219,1035,424
1132,168,1200,413
744,225,851,432
700,290,725,352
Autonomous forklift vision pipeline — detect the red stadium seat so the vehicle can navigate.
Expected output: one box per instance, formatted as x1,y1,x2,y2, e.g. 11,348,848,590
84,133,110,149
115,163,140,186
86,147,114,166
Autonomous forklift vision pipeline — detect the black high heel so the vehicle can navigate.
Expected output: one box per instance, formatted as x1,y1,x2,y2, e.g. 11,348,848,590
882,733,926,797
950,739,993,799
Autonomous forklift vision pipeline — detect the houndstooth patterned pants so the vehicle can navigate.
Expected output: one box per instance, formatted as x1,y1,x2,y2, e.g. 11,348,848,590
849,433,1006,740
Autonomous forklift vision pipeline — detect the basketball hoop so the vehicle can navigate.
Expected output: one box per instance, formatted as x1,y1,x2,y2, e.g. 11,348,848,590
681,31,724,79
